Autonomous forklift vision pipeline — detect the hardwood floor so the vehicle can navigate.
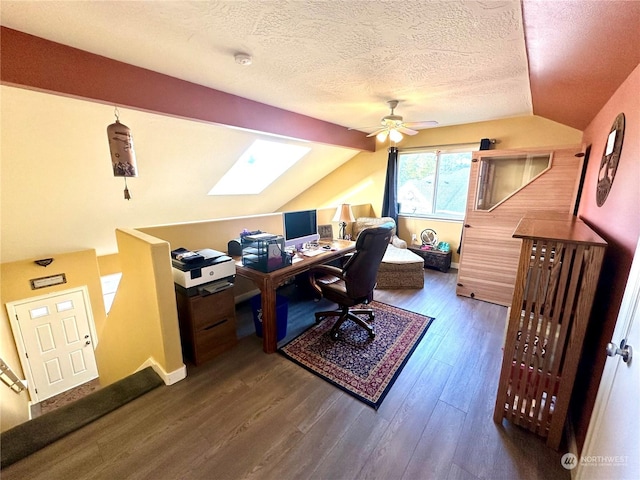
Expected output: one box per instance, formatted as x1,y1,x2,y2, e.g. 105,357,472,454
2,269,571,480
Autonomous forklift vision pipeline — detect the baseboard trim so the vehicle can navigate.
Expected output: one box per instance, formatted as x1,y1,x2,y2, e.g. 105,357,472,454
138,358,187,386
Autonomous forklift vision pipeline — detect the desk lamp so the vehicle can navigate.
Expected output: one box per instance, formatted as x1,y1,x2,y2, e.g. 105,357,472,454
333,204,355,239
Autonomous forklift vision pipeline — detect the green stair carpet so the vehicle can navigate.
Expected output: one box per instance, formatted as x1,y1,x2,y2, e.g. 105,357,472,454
1,366,164,468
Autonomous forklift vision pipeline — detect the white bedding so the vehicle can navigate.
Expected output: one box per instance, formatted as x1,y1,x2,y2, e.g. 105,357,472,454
381,245,424,265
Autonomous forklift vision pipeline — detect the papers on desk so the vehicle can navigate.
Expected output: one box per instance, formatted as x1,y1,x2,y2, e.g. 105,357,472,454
302,249,326,257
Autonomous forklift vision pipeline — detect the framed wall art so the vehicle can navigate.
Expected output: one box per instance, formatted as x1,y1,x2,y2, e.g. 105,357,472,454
318,224,333,240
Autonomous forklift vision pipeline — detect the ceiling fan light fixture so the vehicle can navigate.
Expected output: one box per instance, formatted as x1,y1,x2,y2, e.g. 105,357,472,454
353,100,437,139
389,129,403,142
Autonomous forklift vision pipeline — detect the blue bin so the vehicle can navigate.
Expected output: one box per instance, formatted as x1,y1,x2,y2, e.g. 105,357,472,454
250,294,288,341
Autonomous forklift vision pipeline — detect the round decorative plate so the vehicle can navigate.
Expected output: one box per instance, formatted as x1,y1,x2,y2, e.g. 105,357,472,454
420,229,438,247
596,113,625,207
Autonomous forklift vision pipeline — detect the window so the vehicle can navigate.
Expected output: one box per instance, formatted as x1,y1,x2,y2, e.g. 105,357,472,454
475,153,550,210
209,139,310,195
397,148,473,220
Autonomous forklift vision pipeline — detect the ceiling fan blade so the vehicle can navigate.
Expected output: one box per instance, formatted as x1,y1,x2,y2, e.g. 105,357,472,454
403,120,439,129
366,128,388,137
348,125,381,131
397,126,419,135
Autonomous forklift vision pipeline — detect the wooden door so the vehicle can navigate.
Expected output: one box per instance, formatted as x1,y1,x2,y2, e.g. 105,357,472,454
456,146,582,306
7,287,99,402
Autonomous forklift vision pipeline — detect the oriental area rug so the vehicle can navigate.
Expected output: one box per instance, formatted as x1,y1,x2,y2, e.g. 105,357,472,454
279,301,434,409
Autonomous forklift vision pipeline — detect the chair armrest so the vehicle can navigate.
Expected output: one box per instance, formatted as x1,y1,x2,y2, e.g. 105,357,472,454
391,236,407,249
309,264,343,278
309,264,344,297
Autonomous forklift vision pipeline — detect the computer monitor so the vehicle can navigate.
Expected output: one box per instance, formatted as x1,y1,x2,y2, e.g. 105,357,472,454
283,209,319,249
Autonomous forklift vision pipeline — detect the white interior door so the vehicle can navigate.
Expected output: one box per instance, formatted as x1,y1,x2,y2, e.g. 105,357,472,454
7,287,98,403
576,238,640,479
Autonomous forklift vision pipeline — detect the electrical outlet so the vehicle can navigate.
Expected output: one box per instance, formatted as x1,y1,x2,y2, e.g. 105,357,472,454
411,233,417,243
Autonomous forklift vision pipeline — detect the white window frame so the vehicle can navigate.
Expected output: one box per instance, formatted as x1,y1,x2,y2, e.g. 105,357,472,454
208,139,310,195
397,145,475,221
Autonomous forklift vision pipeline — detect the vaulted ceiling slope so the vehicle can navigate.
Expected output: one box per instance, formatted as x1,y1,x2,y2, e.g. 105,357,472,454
1,1,638,140
523,0,640,130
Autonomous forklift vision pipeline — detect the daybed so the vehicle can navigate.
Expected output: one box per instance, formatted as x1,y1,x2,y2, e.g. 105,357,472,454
352,217,424,289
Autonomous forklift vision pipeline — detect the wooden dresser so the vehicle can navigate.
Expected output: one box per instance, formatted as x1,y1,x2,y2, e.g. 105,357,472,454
175,285,237,365
493,213,606,450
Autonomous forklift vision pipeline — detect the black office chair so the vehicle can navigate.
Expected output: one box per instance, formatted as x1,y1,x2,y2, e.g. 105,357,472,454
310,223,393,340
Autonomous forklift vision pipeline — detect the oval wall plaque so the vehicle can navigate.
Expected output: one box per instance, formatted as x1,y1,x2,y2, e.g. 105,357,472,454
596,113,625,207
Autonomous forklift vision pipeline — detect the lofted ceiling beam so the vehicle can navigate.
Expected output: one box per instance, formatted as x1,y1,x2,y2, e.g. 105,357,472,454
0,27,375,152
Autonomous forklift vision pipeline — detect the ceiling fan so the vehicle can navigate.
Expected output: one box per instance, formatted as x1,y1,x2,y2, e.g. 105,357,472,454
350,100,438,142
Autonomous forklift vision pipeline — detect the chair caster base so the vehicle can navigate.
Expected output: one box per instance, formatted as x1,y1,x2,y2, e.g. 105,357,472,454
317,308,376,341
329,326,375,341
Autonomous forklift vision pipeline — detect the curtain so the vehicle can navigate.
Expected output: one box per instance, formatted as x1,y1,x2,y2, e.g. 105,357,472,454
381,146,398,224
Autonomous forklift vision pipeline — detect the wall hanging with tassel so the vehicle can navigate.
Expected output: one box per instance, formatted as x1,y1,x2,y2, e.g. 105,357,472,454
107,107,138,200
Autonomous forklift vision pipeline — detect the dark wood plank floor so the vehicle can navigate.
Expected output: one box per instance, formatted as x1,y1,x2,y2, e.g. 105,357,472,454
2,269,571,480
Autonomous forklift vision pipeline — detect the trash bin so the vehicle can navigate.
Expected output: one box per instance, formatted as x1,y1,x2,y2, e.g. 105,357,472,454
250,294,288,341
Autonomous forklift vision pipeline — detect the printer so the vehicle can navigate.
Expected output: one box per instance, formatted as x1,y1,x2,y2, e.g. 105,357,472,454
171,248,236,293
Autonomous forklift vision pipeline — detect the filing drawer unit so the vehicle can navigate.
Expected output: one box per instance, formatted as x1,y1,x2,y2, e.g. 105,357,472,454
175,285,237,365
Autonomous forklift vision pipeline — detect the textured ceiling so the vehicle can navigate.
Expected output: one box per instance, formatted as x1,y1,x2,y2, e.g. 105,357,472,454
0,0,532,133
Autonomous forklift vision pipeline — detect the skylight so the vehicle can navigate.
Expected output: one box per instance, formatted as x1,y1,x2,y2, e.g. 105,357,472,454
208,139,310,195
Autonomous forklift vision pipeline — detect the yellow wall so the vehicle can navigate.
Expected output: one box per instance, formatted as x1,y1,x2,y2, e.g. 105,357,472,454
137,205,373,298
0,249,106,430
97,229,183,383
284,115,582,264
0,232,183,432
97,253,122,276
138,205,374,252
0,86,358,263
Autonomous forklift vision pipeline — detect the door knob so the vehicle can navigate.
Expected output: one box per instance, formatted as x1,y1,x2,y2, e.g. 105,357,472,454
606,339,632,363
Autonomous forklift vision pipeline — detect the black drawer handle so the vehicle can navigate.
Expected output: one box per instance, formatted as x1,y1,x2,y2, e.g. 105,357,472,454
204,319,228,330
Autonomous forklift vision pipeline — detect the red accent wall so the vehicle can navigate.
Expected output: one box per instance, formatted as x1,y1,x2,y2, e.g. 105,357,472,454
523,0,640,131
573,63,640,451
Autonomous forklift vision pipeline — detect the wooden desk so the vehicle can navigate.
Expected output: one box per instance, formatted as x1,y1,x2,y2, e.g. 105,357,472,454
235,239,355,353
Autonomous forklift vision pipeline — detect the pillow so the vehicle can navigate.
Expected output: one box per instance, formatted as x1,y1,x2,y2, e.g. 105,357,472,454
352,217,397,239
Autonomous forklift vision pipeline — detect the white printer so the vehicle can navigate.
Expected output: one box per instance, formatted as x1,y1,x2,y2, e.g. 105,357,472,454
171,248,236,289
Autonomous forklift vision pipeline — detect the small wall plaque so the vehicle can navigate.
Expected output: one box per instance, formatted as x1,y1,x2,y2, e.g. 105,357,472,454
30,273,67,290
